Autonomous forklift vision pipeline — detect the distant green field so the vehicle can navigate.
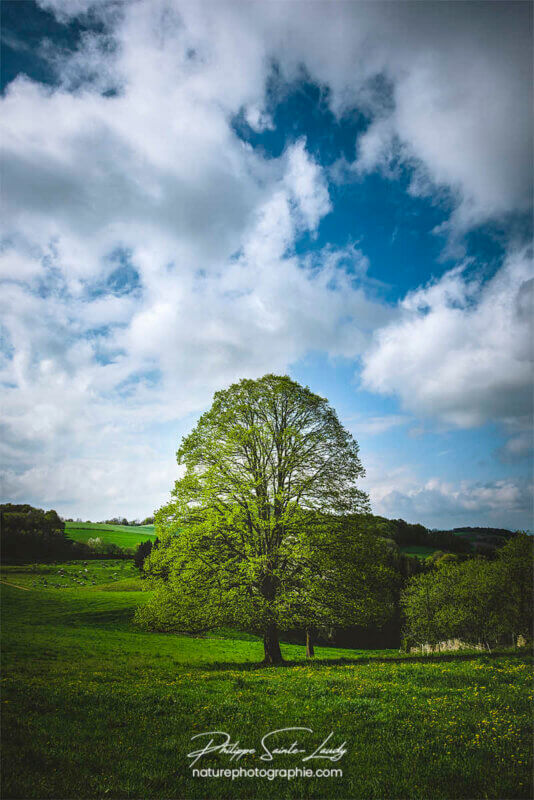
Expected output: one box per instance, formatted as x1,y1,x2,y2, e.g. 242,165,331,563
452,530,514,540
65,521,156,548
453,531,486,541
0,560,143,591
1,561,532,799
63,524,503,558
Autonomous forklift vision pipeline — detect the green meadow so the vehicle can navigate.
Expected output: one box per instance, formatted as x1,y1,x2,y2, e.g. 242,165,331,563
64,521,156,549
0,560,144,591
1,561,532,800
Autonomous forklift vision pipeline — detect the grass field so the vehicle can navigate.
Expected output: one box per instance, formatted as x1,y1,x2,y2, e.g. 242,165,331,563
65,521,156,549
0,561,144,591
1,560,532,800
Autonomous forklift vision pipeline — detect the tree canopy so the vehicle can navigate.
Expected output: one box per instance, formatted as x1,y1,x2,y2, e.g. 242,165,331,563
136,374,391,663
1,504,73,560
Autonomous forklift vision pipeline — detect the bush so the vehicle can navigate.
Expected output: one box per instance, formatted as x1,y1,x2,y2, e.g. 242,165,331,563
87,537,128,557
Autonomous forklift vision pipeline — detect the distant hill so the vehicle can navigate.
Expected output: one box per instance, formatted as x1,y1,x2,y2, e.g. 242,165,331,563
368,516,517,559
443,526,518,554
65,521,156,549
64,517,518,559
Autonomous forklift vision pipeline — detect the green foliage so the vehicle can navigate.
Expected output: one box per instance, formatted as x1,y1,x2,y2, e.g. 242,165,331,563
86,537,131,557
134,538,159,570
496,533,534,640
402,534,534,648
400,545,441,559
430,552,460,568
276,514,399,631
0,503,89,560
375,516,473,554
137,375,378,661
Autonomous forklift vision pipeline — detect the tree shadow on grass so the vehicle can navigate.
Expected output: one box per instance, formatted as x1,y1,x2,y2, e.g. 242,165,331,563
65,607,137,628
183,648,530,672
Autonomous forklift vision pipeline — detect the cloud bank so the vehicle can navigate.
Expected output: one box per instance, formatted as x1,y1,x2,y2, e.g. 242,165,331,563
362,248,533,429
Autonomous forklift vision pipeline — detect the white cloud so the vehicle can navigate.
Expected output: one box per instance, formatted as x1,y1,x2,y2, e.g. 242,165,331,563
284,139,332,232
0,450,179,520
1,0,531,521
35,1,532,233
0,3,392,516
345,3,532,231
362,248,534,429
498,430,533,463
356,450,532,529
348,415,410,437
376,478,533,531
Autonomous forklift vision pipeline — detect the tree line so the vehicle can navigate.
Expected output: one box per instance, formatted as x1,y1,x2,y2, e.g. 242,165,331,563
0,505,132,560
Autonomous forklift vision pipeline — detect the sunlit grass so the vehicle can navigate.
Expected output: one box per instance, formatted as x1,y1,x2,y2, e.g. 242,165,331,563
1,569,531,799
1,560,142,590
64,521,156,548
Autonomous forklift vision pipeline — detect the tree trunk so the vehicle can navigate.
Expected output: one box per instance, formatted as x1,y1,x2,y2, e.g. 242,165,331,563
306,628,315,658
263,622,283,665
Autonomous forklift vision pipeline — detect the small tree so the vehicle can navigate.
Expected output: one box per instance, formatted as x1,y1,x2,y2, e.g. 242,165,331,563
136,374,371,664
277,513,398,656
134,538,158,571
451,560,508,650
401,567,457,649
496,533,533,644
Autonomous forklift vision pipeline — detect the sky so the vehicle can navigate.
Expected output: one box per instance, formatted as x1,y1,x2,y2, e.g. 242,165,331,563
0,0,532,530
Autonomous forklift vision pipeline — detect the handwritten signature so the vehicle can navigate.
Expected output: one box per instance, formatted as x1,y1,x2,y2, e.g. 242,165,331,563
187,728,347,767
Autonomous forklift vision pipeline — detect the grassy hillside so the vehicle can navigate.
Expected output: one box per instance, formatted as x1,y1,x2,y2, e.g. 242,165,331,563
65,521,156,548
399,529,515,560
453,530,509,543
1,562,532,799
0,560,143,591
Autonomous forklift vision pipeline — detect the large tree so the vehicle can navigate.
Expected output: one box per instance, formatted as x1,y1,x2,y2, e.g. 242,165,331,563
137,374,376,664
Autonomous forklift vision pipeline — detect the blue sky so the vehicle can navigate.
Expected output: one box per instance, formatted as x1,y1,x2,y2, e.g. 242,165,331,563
0,0,532,529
